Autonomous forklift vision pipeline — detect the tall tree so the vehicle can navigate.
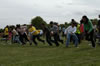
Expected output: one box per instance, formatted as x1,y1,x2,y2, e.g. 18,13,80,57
31,16,47,29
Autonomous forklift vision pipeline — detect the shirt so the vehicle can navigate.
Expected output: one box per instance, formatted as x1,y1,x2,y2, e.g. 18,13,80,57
83,20,93,33
12,29,18,36
50,25,58,34
4,27,9,35
65,26,76,34
80,24,84,33
29,26,39,35
76,24,81,34
20,26,26,35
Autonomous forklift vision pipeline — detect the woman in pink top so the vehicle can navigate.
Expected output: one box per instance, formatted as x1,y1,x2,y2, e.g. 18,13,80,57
80,20,84,40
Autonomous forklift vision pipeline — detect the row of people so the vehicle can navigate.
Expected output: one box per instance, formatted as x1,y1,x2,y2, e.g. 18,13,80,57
1,15,100,48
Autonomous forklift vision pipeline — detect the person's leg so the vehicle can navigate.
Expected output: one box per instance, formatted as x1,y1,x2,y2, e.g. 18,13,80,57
76,33,81,44
37,35,45,43
16,35,22,44
90,30,95,47
66,33,71,47
98,30,100,44
85,33,89,41
11,35,14,43
12,35,15,43
57,34,63,44
5,35,8,42
62,32,65,37
23,33,32,45
19,35,25,45
32,35,37,46
46,34,52,46
23,33,29,41
53,33,59,46
72,34,78,47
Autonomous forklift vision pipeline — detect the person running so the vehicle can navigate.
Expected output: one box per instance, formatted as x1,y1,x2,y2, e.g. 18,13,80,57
12,26,21,44
62,26,66,37
65,21,78,47
92,20,97,42
4,25,9,42
16,24,31,45
50,22,63,46
81,15,96,48
28,25,45,46
75,23,81,44
97,15,100,44
56,23,63,44
80,20,84,40
41,23,54,46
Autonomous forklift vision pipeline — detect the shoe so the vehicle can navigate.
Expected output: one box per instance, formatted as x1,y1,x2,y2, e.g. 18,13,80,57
43,41,45,44
61,40,64,44
66,46,69,48
56,44,59,47
92,46,96,48
30,42,32,45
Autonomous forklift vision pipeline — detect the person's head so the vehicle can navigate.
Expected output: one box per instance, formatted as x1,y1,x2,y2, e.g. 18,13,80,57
23,24,27,26
92,20,96,25
41,23,45,28
29,24,33,28
50,21,54,27
71,22,75,27
82,15,89,23
54,22,58,26
11,25,15,30
80,20,83,24
98,15,100,18
6,25,9,28
71,19,75,22
16,24,20,28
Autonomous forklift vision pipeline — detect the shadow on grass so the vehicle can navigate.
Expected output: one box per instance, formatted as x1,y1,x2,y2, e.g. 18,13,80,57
75,47,93,52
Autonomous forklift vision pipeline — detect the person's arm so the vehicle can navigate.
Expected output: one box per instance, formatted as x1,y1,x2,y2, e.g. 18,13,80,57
30,27,36,34
64,29,67,35
31,31,36,34
6,28,8,33
72,27,76,33
88,20,93,33
64,26,70,34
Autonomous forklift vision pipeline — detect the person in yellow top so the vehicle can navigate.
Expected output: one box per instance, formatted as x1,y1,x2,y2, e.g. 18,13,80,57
29,26,40,35
4,26,9,36
4,25,9,42
75,24,81,44
28,25,45,46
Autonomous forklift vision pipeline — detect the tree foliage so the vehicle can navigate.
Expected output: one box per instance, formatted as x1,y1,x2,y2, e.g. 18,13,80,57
31,16,47,29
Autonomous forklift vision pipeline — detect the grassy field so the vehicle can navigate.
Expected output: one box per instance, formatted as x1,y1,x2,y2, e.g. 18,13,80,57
0,40,100,66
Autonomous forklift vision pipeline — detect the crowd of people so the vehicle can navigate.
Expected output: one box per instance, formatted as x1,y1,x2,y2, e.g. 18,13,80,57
1,15,100,48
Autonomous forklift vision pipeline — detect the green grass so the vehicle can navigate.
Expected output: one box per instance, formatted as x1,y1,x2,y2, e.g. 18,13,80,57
0,40,100,66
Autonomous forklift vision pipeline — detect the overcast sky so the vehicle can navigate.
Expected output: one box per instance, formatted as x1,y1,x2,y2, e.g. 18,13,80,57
0,0,100,28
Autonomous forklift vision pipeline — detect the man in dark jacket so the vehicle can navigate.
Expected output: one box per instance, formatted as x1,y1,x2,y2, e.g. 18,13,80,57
97,15,100,44
41,23,54,46
50,21,63,46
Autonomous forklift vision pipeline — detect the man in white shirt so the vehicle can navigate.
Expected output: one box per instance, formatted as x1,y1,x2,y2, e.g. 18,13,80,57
65,22,78,47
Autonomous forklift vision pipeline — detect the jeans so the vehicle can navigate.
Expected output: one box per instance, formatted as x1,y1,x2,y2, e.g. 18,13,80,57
66,33,78,47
